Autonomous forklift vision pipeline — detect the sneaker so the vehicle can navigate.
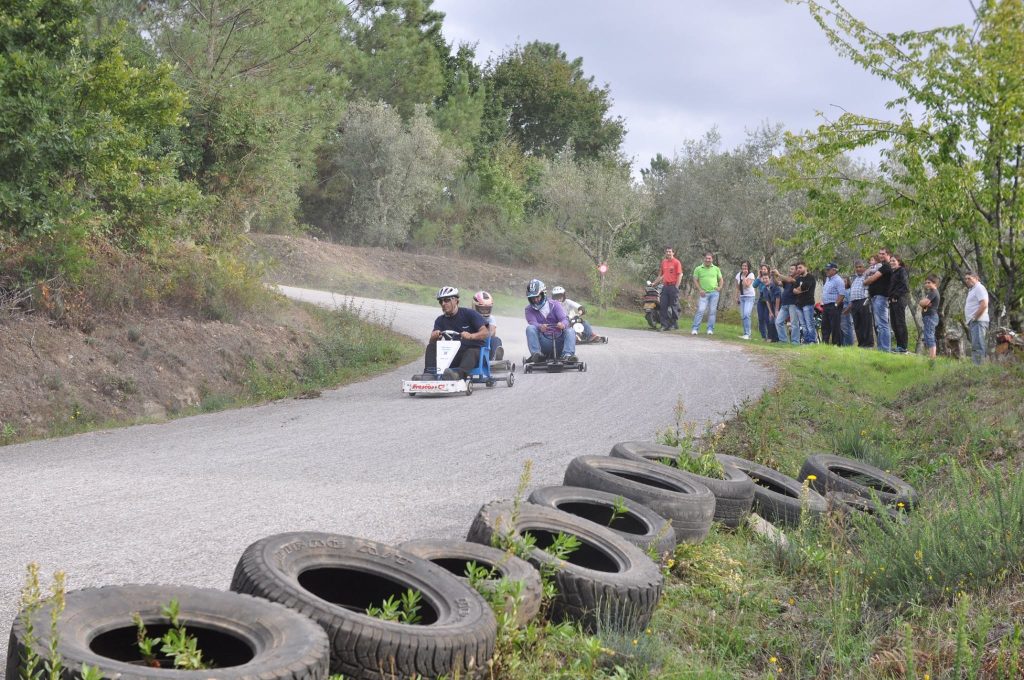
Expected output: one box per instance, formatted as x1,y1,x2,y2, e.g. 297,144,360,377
561,354,578,363
527,352,546,364
691,329,698,336
707,329,714,335
442,368,460,380
741,334,750,340
494,346,504,360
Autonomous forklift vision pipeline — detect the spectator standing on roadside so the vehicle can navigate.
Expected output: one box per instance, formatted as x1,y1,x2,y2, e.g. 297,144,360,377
840,276,855,346
919,275,941,359
963,272,989,365
691,252,723,335
846,259,874,348
735,260,756,340
756,272,781,341
772,264,802,344
793,262,818,344
864,247,894,352
651,247,683,331
888,255,911,353
820,262,845,346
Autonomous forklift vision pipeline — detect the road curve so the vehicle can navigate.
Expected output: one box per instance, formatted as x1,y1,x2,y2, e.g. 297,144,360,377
0,286,772,671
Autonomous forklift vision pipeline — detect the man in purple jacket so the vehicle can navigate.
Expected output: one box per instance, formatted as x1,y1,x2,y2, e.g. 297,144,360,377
524,278,577,363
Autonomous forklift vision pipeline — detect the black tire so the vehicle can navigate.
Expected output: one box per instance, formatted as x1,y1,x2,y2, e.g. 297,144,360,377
825,491,908,529
609,441,755,529
645,311,658,329
563,455,716,544
799,454,918,508
528,485,676,556
6,584,329,680
507,371,515,387
397,538,542,628
465,381,473,396
231,533,496,680
718,455,827,527
466,501,663,632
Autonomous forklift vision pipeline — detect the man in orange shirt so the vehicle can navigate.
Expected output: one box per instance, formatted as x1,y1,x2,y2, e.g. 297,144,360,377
651,247,683,331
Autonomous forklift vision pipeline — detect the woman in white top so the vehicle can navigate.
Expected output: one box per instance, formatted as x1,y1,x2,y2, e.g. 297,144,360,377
735,260,756,339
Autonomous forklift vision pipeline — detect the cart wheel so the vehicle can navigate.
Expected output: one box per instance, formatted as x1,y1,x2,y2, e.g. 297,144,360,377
602,337,609,344
465,381,473,396
581,362,588,372
507,371,515,387
524,365,532,374
408,392,416,397
487,379,495,388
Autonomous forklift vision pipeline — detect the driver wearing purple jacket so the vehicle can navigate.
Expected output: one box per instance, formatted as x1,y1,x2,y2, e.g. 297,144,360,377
524,278,577,363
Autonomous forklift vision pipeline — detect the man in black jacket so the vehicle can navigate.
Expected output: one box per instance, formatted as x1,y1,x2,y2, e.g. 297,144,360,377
887,254,911,353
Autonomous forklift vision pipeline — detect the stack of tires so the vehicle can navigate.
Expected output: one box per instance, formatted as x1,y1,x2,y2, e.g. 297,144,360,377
6,446,918,680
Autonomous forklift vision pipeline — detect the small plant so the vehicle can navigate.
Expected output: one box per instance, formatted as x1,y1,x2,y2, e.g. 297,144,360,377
672,450,726,479
656,397,698,451
608,496,629,526
17,563,66,680
1,421,17,443
365,589,423,625
133,599,209,670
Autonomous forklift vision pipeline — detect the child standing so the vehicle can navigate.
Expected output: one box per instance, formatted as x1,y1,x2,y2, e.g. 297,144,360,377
919,275,941,359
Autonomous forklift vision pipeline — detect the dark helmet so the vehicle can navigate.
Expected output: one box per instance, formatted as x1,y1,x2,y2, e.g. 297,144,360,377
526,279,546,310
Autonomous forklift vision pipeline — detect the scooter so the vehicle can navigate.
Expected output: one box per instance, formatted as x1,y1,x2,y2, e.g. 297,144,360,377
521,329,587,374
403,332,514,396
642,281,679,330
569,311,608,344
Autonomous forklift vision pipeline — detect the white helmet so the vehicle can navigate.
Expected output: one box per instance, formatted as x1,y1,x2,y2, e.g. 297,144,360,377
436,286,459,300
551,286,566,298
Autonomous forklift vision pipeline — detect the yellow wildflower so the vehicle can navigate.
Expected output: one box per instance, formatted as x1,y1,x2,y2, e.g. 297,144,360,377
770,656,777,664
806,474,817,481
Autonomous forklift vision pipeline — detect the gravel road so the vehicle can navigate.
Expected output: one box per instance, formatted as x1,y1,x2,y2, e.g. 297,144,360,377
0,286,772,673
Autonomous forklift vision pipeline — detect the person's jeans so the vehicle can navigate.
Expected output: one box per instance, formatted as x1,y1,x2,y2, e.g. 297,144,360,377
922,314,938,349
526,325,575,358
659,284,679,329
871,295,891,352
968,319,988,365
739,296,754,336
757,300,778,340
691,291,720,332
775,304,801,344
797,305,817,343
841,309,855,346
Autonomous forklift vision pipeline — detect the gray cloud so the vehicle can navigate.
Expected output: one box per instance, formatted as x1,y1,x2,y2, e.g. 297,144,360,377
434,0,975,167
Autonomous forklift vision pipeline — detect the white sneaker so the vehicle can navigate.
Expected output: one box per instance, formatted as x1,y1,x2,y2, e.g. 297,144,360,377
741,334,750,340
691,329,698,335
707,330,714,335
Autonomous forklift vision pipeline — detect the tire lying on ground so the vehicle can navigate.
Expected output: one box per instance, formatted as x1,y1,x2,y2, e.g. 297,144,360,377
563,455,716,543
609,441,755,529
799,453,919,508
6,584,330,680
718,455,827,527
231,532,496,680
528,485,677,556
398,538,542,627
825,491,908,529
466,500,663,633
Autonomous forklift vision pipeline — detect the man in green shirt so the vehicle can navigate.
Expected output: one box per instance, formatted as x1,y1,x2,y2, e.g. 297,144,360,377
691,251,723,335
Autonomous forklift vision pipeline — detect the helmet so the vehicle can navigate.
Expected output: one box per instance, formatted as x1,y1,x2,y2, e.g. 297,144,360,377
526,279,546,310
473,290,493,315
436,286,459,300
551,285,566,299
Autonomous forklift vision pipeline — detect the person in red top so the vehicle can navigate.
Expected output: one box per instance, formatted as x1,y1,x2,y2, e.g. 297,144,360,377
651,246,683,331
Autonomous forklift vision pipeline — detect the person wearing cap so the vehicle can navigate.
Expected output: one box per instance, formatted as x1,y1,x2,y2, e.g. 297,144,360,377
820,262,845,346
425,286,490,379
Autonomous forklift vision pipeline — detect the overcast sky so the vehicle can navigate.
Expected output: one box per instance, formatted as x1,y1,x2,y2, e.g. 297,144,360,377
433,1,977,170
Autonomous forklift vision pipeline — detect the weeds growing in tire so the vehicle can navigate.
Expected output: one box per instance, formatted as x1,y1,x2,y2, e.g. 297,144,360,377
15,563,67,680
133,599,209,669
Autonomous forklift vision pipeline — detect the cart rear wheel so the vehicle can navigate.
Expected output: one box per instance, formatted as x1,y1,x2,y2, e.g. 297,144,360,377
507,371,515,387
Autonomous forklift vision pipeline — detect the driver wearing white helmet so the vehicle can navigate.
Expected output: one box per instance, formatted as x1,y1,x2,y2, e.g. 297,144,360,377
550,286,603,343
472,290,504,360
425,286,489,379
524,279,577,363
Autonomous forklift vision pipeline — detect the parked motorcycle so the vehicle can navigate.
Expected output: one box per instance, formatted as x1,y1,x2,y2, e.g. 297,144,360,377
642,281,678,330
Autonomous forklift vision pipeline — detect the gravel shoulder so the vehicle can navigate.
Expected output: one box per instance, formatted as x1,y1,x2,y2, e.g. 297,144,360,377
0,286,772,673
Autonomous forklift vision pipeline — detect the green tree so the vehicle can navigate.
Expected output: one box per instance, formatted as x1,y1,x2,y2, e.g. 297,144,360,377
302,100,461,247
342,0,447,119
536,151,651,305
777,0,1024,326
147,0,347,234
484,41,624,160
432,43,485,150
1,0,199,278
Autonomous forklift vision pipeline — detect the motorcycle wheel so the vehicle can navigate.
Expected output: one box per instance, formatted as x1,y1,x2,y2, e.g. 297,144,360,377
645,311,658,329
